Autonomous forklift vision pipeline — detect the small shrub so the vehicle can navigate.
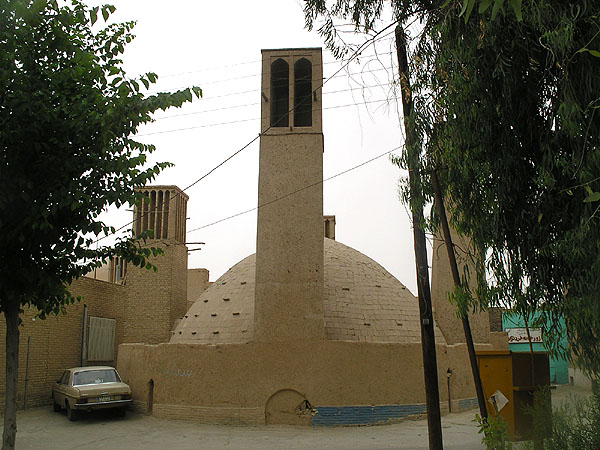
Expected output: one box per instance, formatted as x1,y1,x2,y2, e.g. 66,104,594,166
475,414,513,450
523,391,600,449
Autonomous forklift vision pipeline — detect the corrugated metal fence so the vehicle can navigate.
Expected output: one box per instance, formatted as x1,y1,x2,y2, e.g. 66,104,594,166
87,316,116,362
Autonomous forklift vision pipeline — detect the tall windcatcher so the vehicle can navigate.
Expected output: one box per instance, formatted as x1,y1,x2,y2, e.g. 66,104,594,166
127,186,189,343
133,186,188,242
254,48,325,342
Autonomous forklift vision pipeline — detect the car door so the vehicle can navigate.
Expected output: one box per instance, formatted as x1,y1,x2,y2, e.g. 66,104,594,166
53,371,70,406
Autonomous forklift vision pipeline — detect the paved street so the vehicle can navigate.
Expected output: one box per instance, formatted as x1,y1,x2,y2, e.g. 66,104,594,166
8,384,592,450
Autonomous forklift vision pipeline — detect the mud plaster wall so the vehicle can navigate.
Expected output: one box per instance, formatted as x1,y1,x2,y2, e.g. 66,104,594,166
489,331,509,350
255,132,325,342
430,228,490,344
117,340,492,425
187,268,211,309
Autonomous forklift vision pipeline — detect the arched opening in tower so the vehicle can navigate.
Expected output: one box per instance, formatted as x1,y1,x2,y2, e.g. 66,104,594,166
294,58,312,127
270,58,289,127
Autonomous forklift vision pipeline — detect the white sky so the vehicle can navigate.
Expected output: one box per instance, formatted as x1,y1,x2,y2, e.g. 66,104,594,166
90,0,426,294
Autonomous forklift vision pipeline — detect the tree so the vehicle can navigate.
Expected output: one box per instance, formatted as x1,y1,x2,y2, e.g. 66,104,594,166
304,3,448,446
0,1,201,448
408,0,600,375
304,0,600,377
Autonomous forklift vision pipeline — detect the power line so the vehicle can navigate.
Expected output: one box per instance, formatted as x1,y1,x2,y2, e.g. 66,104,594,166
182,136,258,193
158,49,394,80
187,146,402,234
95,19,400,244
146,64,396,96
161,64,395,105
137,98,395,137
153,81,396,121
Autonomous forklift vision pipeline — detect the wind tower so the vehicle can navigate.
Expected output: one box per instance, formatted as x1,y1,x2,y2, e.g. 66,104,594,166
125,186,189,343
254,48,325,342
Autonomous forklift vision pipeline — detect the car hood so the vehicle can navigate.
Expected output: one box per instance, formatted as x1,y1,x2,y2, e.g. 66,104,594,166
75,382,130,396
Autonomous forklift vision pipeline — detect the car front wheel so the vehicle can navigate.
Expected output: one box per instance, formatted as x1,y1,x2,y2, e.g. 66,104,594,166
66,401,78,421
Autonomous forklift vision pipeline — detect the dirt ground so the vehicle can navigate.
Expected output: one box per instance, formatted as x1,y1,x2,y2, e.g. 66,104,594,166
6,384,592,450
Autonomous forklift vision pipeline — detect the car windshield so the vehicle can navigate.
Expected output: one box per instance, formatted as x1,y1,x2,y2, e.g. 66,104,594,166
72,369,120,386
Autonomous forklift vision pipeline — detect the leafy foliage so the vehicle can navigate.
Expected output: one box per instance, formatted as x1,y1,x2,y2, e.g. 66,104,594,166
0,0,201,317
523,390,600,450
304,0,600,375
410,0,600,374
474,413,512,450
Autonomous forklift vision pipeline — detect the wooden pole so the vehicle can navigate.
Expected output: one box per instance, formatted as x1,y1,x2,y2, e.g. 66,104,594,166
430,170,488,420
395,25,444,450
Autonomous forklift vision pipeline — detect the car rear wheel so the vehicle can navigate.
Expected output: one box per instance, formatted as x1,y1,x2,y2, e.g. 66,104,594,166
66,401,78,421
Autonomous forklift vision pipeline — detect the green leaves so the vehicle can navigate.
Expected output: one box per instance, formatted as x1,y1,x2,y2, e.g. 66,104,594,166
102,4,116,22
577,48,600,58
508,0,522,22
90,6,99,25
458,0,522,23
459,0,476,23
1,0,200,321
584,193,600,202
90,4,116,25
584,186,600,203
478,0,492,14
404,0,600,374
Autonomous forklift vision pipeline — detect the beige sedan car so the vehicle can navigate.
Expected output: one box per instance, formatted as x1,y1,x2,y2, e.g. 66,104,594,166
52,366,132,421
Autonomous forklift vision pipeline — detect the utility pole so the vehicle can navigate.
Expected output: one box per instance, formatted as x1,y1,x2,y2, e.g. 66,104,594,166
395,25,444,450
430,170,488,421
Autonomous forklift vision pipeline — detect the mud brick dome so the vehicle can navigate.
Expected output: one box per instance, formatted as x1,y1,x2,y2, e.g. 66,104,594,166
114,48,493,427
171,238,446,344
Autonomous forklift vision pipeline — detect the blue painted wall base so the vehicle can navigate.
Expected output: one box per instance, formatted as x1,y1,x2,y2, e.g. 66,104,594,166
311,398,479,426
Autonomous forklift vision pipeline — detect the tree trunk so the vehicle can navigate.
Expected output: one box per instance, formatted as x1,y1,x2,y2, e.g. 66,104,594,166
2,303,20,450
430,170,488,420
395,25,444,449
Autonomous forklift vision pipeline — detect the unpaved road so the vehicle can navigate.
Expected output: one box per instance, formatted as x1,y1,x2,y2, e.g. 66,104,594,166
8,384,591,450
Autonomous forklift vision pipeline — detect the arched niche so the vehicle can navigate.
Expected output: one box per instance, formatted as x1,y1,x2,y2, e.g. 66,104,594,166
265,389,314,425
270,58,289,127
294,58,312,127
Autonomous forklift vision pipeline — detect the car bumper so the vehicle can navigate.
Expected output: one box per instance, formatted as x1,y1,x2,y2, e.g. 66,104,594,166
73,399,132,410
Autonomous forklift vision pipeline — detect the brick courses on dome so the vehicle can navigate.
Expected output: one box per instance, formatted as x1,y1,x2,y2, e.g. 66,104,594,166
171,238,446,345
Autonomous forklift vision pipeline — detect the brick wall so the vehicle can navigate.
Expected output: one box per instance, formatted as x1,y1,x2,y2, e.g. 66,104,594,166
0,277,123,407
0,241,189,408
123,240,188,344
170,244,188,334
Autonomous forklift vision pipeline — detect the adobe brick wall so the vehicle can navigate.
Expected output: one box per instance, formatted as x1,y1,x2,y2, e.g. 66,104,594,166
0,277,123,407
490,331,509,350
169,244,188,334
75,277,126,363
123,240,188,344
0,241,188,409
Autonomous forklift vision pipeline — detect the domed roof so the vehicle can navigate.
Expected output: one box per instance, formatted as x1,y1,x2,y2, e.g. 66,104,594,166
171,239,446,344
